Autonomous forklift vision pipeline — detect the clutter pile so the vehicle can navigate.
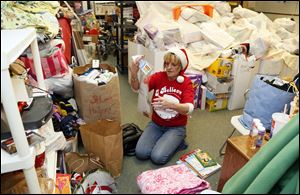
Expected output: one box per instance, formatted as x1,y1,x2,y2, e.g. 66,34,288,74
131,2,299,112
1,2,123,193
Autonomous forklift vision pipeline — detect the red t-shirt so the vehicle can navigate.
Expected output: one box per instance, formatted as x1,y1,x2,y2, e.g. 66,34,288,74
148,72,195,127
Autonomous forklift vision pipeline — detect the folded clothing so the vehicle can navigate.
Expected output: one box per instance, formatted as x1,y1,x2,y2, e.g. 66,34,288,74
136,164,210,194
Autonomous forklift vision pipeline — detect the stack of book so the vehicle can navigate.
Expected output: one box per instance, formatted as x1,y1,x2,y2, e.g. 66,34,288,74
177,148,221,179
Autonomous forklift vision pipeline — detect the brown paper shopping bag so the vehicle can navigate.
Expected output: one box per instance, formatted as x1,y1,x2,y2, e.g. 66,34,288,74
79,119,123,177
73,64,121,123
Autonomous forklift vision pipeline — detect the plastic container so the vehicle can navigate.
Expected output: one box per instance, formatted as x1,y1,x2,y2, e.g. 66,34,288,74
249,118,261,137
255,125,266,148
270,112,290,138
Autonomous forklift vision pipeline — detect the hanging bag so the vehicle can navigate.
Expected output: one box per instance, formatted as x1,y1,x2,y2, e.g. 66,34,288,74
239,74,295,130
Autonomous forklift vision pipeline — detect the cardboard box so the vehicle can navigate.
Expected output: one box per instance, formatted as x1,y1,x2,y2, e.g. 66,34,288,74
82,34,98,44
95,4,116,16
206,98,228,112
206,72,233,94
207,58,233,78
73,64,121,123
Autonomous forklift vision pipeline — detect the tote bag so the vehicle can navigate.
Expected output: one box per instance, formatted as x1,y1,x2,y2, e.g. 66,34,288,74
239,74,295,130
20,45,69,80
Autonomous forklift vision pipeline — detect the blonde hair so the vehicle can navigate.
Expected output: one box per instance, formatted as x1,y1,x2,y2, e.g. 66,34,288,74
163,53,181,68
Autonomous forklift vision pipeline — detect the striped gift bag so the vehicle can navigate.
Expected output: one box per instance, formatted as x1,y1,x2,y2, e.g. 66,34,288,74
20,45,69,80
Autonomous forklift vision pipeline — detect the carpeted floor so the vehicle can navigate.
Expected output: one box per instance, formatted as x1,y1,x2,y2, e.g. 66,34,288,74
78,55,244,193
115,71,243,194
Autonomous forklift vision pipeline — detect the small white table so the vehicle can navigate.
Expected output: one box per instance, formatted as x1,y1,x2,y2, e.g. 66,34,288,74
219,115,250,155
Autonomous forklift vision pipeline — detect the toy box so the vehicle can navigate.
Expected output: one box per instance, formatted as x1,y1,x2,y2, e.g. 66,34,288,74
207,58,233,78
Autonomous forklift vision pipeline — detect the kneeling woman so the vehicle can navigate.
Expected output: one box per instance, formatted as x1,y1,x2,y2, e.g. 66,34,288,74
130,48,195,165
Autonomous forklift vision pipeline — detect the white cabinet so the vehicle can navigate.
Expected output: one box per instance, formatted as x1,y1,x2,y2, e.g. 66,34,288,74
1,28,48,194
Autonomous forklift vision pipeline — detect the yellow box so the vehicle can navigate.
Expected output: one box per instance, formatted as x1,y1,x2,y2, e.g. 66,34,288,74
206,98,228,112
207,58,233,78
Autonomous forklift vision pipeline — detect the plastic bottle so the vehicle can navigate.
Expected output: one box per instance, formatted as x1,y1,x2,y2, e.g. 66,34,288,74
250,128,259,150
255,125,266,148
249,118,261,137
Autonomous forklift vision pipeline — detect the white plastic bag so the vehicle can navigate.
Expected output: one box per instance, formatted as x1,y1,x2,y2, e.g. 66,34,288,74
198,22,235,49
273,18,296,33
44,67,73,98
75,169,117,194
232,5,259,18
212,2,231,16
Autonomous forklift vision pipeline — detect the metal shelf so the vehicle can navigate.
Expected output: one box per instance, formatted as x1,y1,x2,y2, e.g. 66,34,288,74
115,23,137,30
115,1,137,74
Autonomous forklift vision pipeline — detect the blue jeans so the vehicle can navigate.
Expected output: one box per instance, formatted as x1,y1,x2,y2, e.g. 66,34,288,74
135,121,186,165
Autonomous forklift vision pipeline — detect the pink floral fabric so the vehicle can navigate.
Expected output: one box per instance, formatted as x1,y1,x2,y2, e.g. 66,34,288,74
136,164,210,194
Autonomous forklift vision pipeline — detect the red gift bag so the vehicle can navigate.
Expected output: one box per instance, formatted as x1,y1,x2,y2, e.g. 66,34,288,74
20,45,69,80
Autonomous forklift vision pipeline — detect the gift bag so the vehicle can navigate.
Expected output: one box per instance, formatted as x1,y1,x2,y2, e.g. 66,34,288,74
79,119,123,177
20,45,69,80
185,73,202,108
239,74,295,130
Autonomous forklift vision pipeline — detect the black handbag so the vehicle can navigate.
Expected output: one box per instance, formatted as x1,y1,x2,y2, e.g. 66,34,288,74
122,123,143,156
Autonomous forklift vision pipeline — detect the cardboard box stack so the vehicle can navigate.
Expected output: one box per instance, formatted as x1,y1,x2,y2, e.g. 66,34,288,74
205,58,234,112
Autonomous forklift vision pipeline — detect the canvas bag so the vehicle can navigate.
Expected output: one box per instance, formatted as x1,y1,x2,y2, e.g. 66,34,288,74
79,119,123,178
239,74,295,130
73,64,121,123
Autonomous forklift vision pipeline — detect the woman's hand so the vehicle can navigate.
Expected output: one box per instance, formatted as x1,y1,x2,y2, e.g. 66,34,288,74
152,95,192,115
152,96,174,110
143,111,151,118
131,60,139,76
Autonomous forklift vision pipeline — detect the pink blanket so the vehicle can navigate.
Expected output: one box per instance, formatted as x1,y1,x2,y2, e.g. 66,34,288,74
136,164,210,194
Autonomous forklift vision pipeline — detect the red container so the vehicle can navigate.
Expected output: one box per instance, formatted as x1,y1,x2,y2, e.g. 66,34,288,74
35,151,45,168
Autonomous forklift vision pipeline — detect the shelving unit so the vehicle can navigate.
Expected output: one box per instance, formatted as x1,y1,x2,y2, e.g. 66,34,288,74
1,28,55,194
115,1,138,73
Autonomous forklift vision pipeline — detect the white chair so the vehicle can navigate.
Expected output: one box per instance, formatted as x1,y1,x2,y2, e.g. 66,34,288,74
219,115,250,156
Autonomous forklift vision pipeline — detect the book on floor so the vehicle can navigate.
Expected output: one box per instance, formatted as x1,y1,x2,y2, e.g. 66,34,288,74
194,150,217,168
177,148,221,179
